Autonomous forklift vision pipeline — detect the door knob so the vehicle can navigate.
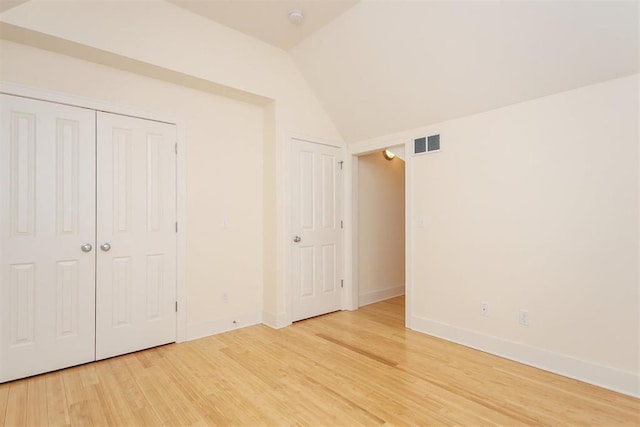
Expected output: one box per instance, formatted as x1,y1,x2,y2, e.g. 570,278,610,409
81,243,92,253
293,236,302,243
100,242,111,252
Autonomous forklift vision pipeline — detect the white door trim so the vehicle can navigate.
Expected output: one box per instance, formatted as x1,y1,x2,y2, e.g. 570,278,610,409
347,139,413,327
0,81,189,342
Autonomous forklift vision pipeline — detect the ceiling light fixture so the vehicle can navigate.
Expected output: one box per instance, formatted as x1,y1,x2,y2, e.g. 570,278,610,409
383,150,396,160
288,9,304,24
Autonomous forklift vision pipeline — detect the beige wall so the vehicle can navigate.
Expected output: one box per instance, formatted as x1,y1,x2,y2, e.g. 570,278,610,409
354,74,639,396
357,152,405,306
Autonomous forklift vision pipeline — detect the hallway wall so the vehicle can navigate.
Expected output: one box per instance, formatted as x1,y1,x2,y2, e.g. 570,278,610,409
357,151,405,306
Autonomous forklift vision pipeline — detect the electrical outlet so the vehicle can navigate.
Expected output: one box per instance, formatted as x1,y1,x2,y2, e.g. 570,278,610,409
222,292,229,303
519,310,530,326
481,302,489,317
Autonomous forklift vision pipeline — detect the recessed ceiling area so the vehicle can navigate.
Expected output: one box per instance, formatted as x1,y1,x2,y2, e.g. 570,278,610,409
167,0,359,50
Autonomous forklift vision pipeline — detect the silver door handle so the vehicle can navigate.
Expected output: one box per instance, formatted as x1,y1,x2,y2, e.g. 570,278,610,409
293,236,302,243
81,243,92,253
100,242,111,252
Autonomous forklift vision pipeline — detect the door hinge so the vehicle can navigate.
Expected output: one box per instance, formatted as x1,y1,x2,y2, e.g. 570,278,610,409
339,161,344,170
175,301,178,312
341,279,344,288
175,222,178,233
175,142,178,154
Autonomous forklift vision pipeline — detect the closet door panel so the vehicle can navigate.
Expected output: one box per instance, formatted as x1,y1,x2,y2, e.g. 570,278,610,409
96,112,177,360
0,95,96,383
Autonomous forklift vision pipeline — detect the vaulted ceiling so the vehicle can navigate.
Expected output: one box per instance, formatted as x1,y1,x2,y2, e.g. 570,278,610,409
3,1,638,143
169,0,638,142
290,1,639,142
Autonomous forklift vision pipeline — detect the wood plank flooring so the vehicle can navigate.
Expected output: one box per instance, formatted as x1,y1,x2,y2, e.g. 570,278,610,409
1,296,638,426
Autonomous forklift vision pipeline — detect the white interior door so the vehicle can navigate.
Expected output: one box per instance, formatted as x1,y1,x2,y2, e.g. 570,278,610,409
0,95,96,382
95,112,177,360
291,139,343,322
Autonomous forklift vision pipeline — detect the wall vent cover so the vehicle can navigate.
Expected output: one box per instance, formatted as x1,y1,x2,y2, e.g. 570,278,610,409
414,134,440,154
428,134,440,152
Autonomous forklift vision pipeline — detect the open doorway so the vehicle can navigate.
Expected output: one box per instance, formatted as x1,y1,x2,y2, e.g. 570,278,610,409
355,147,406,315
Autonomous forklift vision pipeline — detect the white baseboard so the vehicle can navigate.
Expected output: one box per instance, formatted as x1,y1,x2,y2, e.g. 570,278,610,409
262,311,291,329
359,285,405,307
186,311,262,341
410,315,639,398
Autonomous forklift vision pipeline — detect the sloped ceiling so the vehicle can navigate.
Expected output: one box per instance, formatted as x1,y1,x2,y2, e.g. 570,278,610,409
291,1,639,142
0,1,27,13
2,1,638,144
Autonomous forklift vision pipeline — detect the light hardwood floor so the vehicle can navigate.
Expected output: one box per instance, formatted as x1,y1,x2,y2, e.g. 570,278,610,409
1,296,638,426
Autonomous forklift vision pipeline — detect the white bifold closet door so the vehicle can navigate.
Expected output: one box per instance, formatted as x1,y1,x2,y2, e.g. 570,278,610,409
0,95,97,382
0,95,177,383
95,112,177,360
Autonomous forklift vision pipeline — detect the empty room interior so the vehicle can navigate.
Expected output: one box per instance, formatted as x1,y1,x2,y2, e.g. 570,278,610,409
0,0,638,425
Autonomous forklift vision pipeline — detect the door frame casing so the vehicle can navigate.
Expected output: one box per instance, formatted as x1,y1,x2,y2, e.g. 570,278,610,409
346,139,413,328
0,81,189,342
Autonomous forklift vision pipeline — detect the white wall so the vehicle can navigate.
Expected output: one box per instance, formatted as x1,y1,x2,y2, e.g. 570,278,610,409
357,152,405,306
354,75,639,396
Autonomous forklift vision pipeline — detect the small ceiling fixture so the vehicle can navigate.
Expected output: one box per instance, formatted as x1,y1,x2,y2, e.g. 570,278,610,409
382,150,396,160
288,9,304,24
